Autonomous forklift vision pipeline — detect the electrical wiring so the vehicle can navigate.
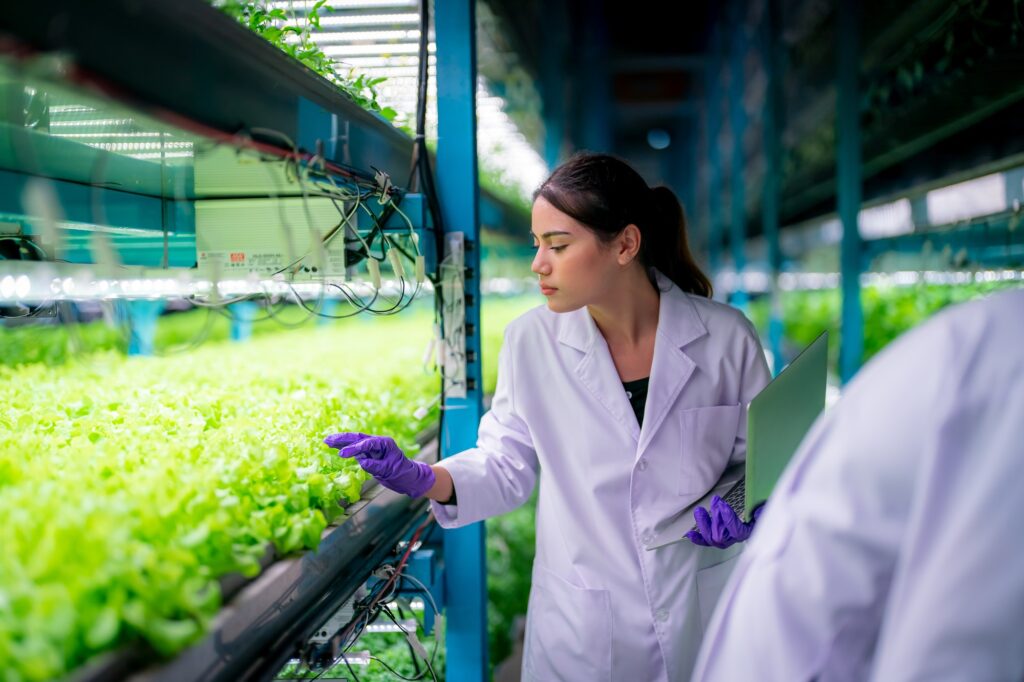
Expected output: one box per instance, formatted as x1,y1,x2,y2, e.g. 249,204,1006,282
393,572,442,681
0,88,421,359
326,281,382,313
287,282,390,320
374,605,438,682
404,0,451,456
354,199,390,263
249,127,383,287
208,292,315,329
339,654,365,682
0,235,49,261
295,276,422,319
303,513,436,680
392,601,424,678
151,306,221,357
297,152,330,276
186,291,262,308
387,202,422,258
57,299,134,364
369,654,424,681
271,187,363,279
399,574,440,628
182,136,422,324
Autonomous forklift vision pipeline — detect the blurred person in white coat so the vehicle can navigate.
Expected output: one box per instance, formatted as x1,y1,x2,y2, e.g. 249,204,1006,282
325,153,771,681
692,288,1024,682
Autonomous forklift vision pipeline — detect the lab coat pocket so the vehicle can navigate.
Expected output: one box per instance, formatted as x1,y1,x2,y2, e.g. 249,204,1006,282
695,544,743,632
523,564,612,682
679,404,742,496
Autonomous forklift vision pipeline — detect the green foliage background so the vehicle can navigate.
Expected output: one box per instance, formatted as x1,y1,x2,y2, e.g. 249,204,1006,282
747,282,1023,375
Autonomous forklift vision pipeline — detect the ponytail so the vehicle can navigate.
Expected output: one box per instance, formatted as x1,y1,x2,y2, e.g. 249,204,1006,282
646,186,712,298
535,152,713,298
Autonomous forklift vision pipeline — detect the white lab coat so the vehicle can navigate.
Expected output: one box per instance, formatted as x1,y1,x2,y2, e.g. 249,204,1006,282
692,289,1024,682
431,272,771,681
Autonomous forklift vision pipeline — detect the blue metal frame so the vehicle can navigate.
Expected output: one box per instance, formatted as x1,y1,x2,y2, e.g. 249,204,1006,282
705,28,725,277
121,299,165,355
229,301,258,341
540,2,568,170
761,0,786,373
862,212,1024,265
435,0,488,679
0,169,194,243
728,18,749,310
837,0,864,384
579,10,612,152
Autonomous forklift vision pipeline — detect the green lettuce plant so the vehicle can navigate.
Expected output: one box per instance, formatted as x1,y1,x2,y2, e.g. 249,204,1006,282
213,0,397,122
0,311,436,679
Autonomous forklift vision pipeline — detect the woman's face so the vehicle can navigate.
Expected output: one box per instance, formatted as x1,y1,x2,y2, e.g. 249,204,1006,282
530,196,623,313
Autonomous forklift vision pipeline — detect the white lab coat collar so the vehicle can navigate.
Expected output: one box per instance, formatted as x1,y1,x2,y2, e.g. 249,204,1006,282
555,270,709,454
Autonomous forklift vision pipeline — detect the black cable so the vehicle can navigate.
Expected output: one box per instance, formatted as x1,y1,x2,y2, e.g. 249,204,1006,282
152,307,220,357
380,606,437,682
396,602,423,677
410,0,448,451
369,655,427,682
289,283,376,319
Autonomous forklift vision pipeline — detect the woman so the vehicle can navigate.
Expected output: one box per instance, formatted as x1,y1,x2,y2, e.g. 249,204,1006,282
325,153,771,681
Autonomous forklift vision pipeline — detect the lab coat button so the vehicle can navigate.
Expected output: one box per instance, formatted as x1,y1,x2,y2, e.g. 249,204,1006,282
655,609,669,622
641,532,654,545
638,458,649,471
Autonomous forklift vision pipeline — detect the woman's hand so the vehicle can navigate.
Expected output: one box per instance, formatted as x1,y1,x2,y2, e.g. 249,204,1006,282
685,496,764,549
324,432,436,498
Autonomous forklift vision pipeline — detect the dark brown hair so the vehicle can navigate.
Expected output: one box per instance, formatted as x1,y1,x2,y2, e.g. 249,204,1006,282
534,152,712,298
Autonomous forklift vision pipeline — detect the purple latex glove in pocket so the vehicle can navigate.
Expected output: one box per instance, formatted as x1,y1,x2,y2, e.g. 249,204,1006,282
324,432,435,498
685,496,765,549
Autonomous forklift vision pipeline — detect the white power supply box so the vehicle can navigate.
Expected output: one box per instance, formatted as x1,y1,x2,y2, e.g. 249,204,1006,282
195,197,351,279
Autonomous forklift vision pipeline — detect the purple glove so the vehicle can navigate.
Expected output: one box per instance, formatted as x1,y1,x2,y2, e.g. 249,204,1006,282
685,497,764,549
324,432,435,498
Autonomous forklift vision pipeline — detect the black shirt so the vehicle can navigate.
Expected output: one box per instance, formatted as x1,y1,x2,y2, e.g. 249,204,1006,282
622,376,650,427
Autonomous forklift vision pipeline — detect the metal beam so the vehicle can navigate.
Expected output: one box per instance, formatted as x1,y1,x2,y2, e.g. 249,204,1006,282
434,0,487,679
761,0,785,373
728,17,748,309
837,0,864,383
579,10,612,152
540,2,567,169
706,29,725,277
3,0,414,184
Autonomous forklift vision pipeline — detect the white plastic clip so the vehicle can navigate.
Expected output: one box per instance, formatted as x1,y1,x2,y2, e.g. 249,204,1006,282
367,258,381,289
387,247,406,278
373,167,393,205
413,393,442,420
405,630,429,661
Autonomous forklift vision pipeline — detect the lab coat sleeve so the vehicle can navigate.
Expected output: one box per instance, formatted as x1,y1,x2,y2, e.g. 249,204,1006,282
728,317,772,466
692,320,941,681
866,330,1024,680
693,292,1024,682
430,329,538,528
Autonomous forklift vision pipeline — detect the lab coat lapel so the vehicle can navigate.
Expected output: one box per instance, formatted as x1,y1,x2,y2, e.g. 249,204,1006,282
636,275,708,458
558,307,641,443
